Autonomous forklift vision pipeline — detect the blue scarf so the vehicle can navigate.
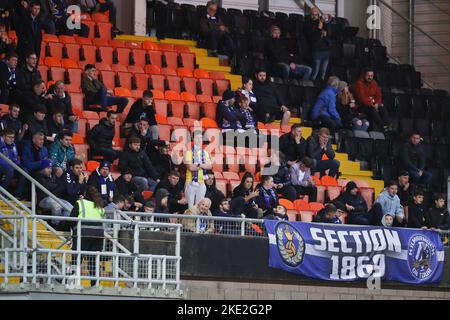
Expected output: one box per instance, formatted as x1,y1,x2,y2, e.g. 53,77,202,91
261,186,278,207
192,146,205,183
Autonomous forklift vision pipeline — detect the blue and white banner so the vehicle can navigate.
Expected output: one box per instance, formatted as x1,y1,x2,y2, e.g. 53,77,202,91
264,221,445,284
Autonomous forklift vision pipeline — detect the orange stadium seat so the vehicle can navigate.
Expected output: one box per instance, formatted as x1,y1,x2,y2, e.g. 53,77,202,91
59,35,77,44
209,71,226,80
186,102,200,119
142,41,159,51
150,74,165,91
92,12,110,22
151,89,165,99
171,100,186,119
86,160,100,171
43,33,59,43
194,69,209,79
154,99,169,117
96,22,112,40
164,90,181,101
158,124,171,141
94,63,112,71
64,43,81,61
163,51,179,70
45,57,62,67
115,87,131,97
161,67,177,76
50,67,66,82
128,65,145,74
164,75,180,92
116,48,131,66
135,73,150,90
48,42,64,59
309,202,325,214
74,143,89,159
202,102,216,119
177,67,193,78
158,43,174,52
145,65,161,75
327,186,342,201
148,50,163,67
131,49,147,66
93,38,110,47
111,64,128,72
98,46,114,66
200,118,218,128
81,20,96,39
167,117,184,126
196,95,212,103
174,45,190,53
321,176,338,186
294,199,310,211
38,65,49,83
81,45,98,64
83,111,99,120
126,41,141,49
66,68,83,92
99,70,116,89
198,78,214,96
214,79,230,96
75,35,92,45
179,52,195,69
72,133,85,144
222,172,240,181
181,77,198,95
117,72,133,90
180,92,196,103
61,59,79,69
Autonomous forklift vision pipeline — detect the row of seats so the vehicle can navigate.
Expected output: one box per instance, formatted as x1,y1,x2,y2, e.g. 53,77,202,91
40,42,196,70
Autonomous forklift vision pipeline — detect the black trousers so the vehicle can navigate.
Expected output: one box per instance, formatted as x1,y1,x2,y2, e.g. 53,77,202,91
71,227,104,268
358,105,389,131
206,30,235,57
294,186,317,202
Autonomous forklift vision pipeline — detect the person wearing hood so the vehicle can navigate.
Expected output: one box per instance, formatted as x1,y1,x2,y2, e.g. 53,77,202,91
216,90,246,133
333,181,369,225
183,198,214,234
204,171,225,214
370,181,404,226
87,161,116,206
154,170,187,214
407,190,427,229
36,159,73,225
337,81,369,131
311,76,342,135
264,25,312,80
123,90,158,140
87,111,120,162
49,131,76,177
381,212,395,228
313,204,342,224
425,194,450,230
353,68,390,132
118,136,159,193
271,153,297,202
154,188,170,214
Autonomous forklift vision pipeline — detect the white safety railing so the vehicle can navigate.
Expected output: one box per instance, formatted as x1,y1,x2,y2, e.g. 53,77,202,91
0,214,182,296
114,211,267,238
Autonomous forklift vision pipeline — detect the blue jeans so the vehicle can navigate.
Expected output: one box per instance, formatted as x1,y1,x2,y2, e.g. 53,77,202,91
408,170,432,186
132,176,158,193
98,86,128,113
311,51,330,81
312,159,340,178
277,63,312,80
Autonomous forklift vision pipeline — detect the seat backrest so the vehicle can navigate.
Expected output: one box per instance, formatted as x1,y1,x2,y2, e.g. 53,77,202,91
96,22,112,40
98,46,114,66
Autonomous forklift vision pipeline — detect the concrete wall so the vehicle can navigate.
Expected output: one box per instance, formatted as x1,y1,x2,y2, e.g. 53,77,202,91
337,0,370,38
182,279,450,300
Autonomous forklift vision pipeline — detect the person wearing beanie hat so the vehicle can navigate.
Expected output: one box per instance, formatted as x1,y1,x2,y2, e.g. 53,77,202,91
337,81,370,132
216,89,246,133
333,181,370,225
123,90,158,140
36,157,73,227
265,24,312,80
311,76,342,135
87,160,116,206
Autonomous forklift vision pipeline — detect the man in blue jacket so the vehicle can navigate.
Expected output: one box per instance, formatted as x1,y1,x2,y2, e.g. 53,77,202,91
21,131,49,175
311,76,342,135
0,129,23,193
216,90,245,133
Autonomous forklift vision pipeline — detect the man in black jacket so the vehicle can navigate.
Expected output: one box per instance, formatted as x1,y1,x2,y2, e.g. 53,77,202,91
60,158,87,205
425,194,450,230
118,136,159,193
0,52,18,103
123,90,157,139
49,81,79,133
47,109,65,138
16,2,44,63
149,144,175,182
0,104,26,141
14,53,42,105
265,25,312,80
333,181,369,225
199,0,234,57
154,170,187,214
307,127,340,177
115,169,144,204
87,161,116,206
20,79,53,121
37,159,73,222
24,104,54,143
279,124,307,166
303,7,332,81
253,69,291,125
87,111,119,162
407,190,427,229
401,132,431,186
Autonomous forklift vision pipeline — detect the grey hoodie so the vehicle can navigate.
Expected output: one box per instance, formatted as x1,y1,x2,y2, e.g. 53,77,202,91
375,189,404,220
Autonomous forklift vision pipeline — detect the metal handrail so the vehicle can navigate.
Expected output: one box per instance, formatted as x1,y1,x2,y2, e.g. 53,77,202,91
0,153,72,213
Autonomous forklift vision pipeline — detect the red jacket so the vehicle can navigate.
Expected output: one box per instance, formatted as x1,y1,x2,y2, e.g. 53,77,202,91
353,76,382,107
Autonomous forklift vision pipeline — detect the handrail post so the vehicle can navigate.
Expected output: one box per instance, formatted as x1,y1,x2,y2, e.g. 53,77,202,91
133,223,139,288
175,225,181,290
22,216,28,283
76,219,82,288
32,216,37,284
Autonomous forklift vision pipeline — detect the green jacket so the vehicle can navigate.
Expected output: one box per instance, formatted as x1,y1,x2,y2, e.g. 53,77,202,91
49,139,75,170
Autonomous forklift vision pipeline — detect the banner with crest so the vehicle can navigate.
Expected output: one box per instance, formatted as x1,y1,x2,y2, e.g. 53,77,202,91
264,221,444,284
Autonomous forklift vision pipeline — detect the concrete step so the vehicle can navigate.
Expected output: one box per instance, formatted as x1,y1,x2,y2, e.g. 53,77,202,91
196,56,220,66
115,35,197,47
335,153,349,162
0,277,20,284
199,65,231,73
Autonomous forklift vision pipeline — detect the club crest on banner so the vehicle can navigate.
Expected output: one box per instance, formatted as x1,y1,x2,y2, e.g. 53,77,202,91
407,234,438,281
276,222,305,267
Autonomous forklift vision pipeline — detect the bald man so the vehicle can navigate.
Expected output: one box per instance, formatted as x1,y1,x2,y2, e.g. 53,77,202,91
182,198,215,234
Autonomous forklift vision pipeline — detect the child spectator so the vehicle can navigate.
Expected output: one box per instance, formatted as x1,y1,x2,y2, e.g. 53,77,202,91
313,204,342,224
425,194,450,230
407,190,427,229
